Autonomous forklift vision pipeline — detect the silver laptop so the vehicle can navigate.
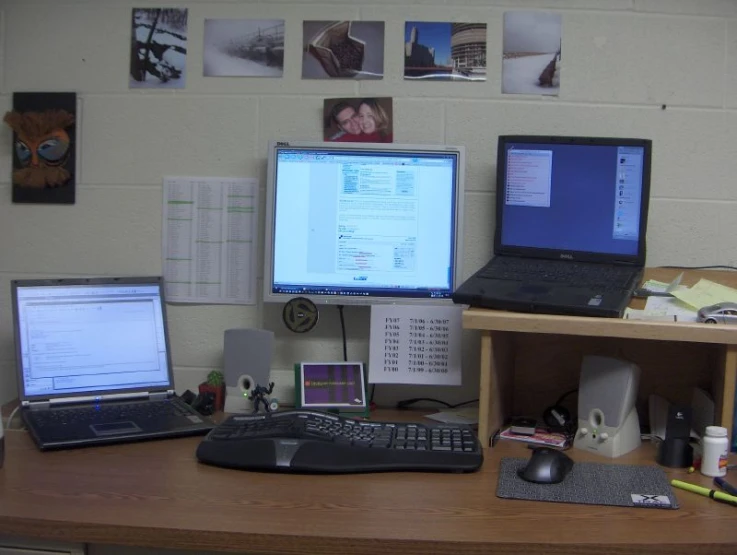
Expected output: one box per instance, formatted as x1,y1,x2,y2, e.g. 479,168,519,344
12,276,213,450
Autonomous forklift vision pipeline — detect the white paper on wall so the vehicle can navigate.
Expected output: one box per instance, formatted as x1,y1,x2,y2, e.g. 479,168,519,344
162,176,258,304
368,304,463,385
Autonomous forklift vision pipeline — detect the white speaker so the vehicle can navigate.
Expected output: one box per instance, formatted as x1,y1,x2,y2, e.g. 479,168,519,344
573,355,642,458
222,329,274,414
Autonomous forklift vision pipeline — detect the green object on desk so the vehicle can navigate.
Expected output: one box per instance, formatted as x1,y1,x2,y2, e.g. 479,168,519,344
671,479,737,507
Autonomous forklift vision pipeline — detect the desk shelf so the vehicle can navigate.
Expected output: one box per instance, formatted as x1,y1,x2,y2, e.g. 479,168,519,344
463,269,737,447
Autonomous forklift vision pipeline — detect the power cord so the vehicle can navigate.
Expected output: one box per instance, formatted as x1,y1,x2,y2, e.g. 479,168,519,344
396,397,479,410
336,305,347,362
6,405,21,430
658,265,737,271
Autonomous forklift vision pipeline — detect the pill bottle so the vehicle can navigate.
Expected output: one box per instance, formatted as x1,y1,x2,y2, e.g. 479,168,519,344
700,426,729,477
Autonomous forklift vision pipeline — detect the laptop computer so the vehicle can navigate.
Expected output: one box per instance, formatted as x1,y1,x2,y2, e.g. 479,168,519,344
11,276,214,450
452,135,652,318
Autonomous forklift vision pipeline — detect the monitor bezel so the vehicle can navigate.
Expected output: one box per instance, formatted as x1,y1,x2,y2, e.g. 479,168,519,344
495,135,652,266
263,140,466,305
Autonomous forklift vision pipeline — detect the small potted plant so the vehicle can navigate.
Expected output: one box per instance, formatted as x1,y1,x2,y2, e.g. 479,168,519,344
199,370,225,412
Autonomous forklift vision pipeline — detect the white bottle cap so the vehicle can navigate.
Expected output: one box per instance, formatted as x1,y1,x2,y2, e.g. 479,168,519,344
705,425,727,437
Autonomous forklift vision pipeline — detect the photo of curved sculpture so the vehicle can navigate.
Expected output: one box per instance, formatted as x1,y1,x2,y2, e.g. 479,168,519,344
404,22,487,81
302,20,385,79
502,11,562,95
204,19,284,77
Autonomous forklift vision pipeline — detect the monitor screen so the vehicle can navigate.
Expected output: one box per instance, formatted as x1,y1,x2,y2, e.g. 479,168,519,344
12,277,173,401
264,141,465,304
496,135,651,263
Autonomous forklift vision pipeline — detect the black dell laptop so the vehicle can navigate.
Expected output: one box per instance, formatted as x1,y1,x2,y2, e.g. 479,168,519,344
12,276,214,450
452,135,651,318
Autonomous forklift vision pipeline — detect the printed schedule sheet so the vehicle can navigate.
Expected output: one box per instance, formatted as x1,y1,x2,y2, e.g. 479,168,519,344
163,176,258,304
368,304,463,385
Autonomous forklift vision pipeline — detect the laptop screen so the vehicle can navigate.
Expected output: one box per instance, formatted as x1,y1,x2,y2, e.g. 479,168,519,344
496,136,651,262
12,277,173,401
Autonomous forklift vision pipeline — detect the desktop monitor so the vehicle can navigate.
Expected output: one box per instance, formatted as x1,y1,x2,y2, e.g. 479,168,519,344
264,141,465,305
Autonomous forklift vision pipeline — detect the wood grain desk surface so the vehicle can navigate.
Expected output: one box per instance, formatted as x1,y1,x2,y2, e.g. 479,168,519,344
1,411,736,555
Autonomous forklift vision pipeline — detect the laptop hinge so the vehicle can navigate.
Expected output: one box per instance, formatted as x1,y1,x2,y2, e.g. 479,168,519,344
27,401,50,411
150,391,172,401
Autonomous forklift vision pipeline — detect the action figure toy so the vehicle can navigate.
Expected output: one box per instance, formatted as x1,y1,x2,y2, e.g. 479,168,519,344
249,381,278,413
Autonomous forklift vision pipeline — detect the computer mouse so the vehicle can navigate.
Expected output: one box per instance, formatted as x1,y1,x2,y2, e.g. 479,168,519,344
517,447,574,484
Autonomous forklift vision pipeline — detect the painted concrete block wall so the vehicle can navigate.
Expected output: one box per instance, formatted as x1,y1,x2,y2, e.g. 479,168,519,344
0,0,735,407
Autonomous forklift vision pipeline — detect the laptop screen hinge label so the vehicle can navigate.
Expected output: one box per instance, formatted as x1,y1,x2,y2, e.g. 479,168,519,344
150,392,168,401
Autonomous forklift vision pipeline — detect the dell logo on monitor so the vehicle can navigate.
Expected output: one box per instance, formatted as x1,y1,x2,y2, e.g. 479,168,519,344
560,253,574,260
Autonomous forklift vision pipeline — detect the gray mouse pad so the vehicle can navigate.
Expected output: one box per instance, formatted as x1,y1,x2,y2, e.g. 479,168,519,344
497,457,679,509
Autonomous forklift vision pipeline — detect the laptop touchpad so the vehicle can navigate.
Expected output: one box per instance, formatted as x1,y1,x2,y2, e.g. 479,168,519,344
90,421,142,436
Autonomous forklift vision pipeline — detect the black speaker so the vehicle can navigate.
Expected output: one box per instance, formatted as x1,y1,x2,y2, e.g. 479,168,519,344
657,406,693,468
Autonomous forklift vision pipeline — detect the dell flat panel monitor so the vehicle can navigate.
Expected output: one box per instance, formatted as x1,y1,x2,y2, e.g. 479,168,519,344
264,141,465,305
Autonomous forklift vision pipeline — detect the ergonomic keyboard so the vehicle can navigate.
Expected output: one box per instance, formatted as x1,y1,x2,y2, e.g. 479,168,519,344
195,409,483,473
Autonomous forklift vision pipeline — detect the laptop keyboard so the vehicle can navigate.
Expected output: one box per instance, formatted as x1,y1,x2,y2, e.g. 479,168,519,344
479,258,635,289
30,399,192,427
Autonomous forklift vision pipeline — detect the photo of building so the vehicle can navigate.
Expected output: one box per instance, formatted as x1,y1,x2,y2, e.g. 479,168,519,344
404,21,487,81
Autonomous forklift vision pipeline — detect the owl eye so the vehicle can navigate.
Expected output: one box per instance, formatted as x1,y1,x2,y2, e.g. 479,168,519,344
37,137,70,164
15,141,31,163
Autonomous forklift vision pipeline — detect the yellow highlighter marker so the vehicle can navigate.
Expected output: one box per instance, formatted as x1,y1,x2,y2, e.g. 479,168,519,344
671,479,737,507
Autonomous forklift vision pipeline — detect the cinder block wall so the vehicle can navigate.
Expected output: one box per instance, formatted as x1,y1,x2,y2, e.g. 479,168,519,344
1,0,735,406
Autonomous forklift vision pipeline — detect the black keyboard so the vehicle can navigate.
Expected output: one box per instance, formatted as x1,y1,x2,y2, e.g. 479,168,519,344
30,398,193,427
479,257,637,289
195,409,483,474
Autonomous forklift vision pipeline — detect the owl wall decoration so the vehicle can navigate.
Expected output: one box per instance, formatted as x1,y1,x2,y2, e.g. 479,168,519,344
3,92,77,204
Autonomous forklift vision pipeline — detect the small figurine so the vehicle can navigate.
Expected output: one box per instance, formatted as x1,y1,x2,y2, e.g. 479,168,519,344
249,382,279,413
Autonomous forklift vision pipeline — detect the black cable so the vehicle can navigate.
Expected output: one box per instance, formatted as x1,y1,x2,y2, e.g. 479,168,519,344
336,305,347,362
554,388,578,407
396,397,479,410
658,265,737,271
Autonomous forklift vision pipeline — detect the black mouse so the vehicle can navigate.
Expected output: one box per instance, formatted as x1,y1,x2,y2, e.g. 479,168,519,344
517,447,574,484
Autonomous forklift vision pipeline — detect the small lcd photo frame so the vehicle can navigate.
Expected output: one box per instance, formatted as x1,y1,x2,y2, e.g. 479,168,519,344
298,362,367,414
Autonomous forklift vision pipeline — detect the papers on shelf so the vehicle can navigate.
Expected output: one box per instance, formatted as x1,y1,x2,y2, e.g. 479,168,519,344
670,279,737,310
624,296,699,322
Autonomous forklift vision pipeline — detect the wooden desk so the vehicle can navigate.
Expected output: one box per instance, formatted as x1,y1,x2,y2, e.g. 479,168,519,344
1,420,736,555
464,268,737,447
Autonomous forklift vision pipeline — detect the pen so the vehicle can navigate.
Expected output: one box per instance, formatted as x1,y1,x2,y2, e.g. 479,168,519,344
671,479,737,507
714,477,737,497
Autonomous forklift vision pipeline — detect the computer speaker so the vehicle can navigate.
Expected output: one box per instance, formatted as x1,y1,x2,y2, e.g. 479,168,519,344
222,329,274,414
573,355,642,458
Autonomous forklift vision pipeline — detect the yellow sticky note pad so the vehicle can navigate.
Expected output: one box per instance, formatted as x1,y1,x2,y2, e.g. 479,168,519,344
671,279,737,310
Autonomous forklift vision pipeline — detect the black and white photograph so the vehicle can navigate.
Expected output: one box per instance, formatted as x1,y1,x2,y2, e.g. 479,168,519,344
404,22,487,81
130,8,188,89
302,21,384,79
204,19,284,77
502,11,561,95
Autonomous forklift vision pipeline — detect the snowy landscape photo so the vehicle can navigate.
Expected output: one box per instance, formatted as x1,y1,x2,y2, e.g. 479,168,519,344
129,8,188,89
204,19,284,77
502,11,561,95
